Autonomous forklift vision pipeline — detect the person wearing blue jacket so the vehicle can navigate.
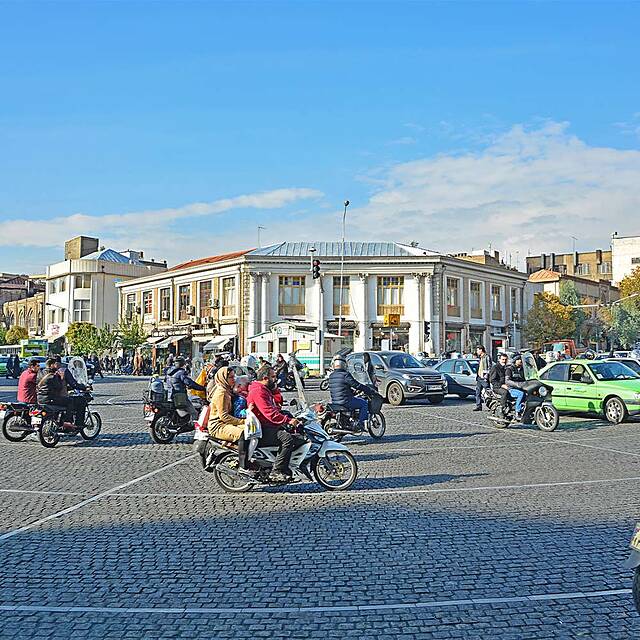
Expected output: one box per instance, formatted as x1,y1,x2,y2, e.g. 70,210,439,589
166,356,206,418
327,354,372,429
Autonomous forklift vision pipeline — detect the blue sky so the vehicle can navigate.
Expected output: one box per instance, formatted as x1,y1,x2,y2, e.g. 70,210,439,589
1,1,640,273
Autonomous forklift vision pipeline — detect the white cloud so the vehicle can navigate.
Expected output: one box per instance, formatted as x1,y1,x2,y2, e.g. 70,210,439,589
388,136,417,146
0,187,323,253
346,121,640,262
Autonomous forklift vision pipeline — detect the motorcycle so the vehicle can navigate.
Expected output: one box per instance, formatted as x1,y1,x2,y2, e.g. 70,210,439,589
30,390,102,448
624,522,640,614
482,379,559,431
144,390,207,444
195,402,358,492
319,368,332,391
0,402,34,442
319,388,386,440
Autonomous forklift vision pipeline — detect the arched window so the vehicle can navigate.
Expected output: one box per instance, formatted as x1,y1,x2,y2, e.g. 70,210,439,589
27,309,35,329
18,310,25,327
7,313,15,327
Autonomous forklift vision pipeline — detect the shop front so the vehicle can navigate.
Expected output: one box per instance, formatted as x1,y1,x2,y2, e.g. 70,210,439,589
468,327,487,352
326,320,357,351
371,322,410,351
490,332,508,360
444,325,463,355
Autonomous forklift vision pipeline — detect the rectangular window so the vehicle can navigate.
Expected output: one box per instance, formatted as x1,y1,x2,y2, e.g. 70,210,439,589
199,280,212,318
160,288,171,320
60,309,66,323
333,276,350,316
73,299,90,322
178,285,191,320
59,277,67,292
575,263,591,275
278,276,306,316
48,309,55,324
554,264,567,274
377,276,404,315
470,282,482,319
222,277,236,316
74,274,90,289
125,294,136,318
142,290,153,315
598,261,612,274
632,257,640,265
49,280,57,295
491,285,503,321
446,278,460,317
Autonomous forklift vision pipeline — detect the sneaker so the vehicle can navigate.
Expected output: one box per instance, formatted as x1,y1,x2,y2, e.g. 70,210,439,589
268,471,291,483
472,407,482,412
237,468,259,479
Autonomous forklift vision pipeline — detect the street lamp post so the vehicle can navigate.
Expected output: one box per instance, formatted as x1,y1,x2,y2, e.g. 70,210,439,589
338,200,349,340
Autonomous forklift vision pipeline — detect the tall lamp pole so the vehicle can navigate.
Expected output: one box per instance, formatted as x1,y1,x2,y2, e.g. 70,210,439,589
338,200,350,339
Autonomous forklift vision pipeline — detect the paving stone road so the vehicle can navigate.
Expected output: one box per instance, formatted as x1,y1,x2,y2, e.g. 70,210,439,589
1,375,639,638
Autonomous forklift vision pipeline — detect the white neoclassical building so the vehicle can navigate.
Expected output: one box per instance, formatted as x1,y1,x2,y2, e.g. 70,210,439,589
117,242,529,372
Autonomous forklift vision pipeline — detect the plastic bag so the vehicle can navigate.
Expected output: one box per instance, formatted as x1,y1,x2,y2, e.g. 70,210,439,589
191,368,208,399
244,407,262,440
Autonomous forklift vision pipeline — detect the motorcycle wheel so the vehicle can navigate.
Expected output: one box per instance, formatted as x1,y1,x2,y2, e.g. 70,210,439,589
2,416,30,442
367,413,386,439
150,416,176,444
213,451,253,493
534,404,559,432
313,450,358,491
39,418,60,448
634,567,640,615
319,379,329,391
81,412,102,440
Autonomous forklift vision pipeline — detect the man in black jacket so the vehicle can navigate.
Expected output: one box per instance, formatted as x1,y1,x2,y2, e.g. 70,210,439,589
37,359,86,427
488,353,510,411
328,354,372,428
505,353,527,419
166,356,206,418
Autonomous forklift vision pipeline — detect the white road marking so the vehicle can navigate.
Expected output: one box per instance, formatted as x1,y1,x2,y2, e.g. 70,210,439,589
0,454,196,543
0,588,630,615
110,474,640,499
0,489,83,496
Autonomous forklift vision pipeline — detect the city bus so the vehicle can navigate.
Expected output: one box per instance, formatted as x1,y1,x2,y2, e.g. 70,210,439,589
0,340,48,358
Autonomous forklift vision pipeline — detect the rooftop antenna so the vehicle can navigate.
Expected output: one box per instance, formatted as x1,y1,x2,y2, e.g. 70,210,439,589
257,226,266,248
570,236,578,253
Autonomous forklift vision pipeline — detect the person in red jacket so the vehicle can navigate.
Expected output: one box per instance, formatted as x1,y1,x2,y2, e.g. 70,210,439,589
17,359,40,404
246,366,303,482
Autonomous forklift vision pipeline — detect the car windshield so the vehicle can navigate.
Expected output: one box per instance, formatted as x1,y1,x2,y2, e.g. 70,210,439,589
589,362,640,381
382,353,423,369
620,360,640,375
468,361,479,373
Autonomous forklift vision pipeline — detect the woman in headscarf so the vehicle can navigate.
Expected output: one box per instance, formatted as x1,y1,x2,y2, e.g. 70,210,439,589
207,367,250,473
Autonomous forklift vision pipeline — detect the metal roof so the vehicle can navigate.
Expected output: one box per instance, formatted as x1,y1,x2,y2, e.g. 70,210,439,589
248,242,436,258
80,248,141,264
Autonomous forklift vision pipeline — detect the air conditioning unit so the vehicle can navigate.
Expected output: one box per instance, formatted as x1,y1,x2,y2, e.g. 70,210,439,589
189,315,198,324
187,305,196,315
212,299,220,310
160,310,169,320
135,306,142,314
204,316,214,326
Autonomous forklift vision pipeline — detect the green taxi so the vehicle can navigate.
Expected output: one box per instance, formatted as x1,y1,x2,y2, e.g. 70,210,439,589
538,359,640,424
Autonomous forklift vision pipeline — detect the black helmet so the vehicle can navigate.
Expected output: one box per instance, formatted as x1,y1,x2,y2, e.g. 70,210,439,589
512,352,522,362
175,356,186,367
584,349,596,360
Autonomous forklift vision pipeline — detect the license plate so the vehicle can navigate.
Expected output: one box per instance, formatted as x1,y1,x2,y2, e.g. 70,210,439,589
31,417,42,425
630,523,640,551
194,431,208,441
0,410,5,422
144,413,154,422
428,385,441,391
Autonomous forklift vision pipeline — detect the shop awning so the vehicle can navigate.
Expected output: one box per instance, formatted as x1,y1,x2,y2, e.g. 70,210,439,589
146,336,166,345
203,335,236,351
155,334,187,349
192,335,214,343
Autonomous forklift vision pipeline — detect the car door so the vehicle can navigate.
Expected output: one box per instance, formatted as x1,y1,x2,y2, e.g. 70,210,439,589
452,360,474,390
540,363,570,409
435,360,456,393
368,353,385,387
565,364,598,413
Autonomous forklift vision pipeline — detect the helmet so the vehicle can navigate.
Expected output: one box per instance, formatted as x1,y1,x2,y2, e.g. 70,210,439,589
512,352,522,362
174,356,186,367
332,354,347,368
584,349,596,360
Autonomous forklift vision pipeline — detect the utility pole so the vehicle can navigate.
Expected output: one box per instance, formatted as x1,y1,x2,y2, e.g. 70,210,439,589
338,200,349,340
310,246,325,375
257,226,266,248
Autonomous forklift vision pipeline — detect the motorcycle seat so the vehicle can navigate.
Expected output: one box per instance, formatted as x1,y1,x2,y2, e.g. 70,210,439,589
327,403,350,412
41,404,68,413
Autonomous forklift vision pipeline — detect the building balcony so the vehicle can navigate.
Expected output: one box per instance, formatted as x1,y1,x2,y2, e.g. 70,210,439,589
279,304,305,316
491,310,503,321
377,304,404,316
447,304,461,317
333,304,350,317
470,308,483,320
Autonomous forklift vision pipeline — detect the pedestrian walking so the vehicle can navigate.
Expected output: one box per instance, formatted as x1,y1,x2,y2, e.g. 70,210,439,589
473,345,492,412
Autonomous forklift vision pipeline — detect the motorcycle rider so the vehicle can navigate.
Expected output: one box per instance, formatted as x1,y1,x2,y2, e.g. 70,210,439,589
488,352,510,414
246,366,303,482
54,355,89,426
166,356,206,419
328,354,372,430
17,359,40,404
505,353,527,420
36,359,84,427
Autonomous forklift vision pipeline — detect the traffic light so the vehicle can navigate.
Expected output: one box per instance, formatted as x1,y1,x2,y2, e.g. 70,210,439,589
312,258,321,279
424,320,431,340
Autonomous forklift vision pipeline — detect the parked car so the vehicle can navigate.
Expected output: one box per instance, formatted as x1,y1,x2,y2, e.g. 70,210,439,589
415,353,441,368
0,356,9,377
434,358,479,399
19,356,48,371
537,359,640,424
346,350,447,406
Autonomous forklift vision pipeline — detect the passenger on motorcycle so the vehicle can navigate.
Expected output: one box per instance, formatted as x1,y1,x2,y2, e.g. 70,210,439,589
36,359,85,427
17,359,40,404
328,354,372,429
246,366,303,482
208,367,250,473
505,353,527,420
488,353,510,413
232,375,250,419
166,356,206,419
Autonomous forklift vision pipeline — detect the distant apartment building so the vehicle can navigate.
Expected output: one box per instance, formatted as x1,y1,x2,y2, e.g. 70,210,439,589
44,236,167,343
0,273,45,327
611,232,640,285
527,269,619,305
2,292,46,337
526,250,613,282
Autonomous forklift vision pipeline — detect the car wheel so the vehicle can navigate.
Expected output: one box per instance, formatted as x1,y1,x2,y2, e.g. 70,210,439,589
457,394,470,399
604,397,627,424
428,396,445,405
386,382,405,406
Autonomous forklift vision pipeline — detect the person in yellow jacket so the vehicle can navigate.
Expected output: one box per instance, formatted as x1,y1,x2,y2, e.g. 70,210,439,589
207,367,250,474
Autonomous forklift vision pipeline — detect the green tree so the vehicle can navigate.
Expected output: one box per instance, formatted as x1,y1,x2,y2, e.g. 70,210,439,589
117,318,147,351
523,292,576,346
611,300,640,348
5,325,29,344
559,280,586,345
619,266,640,299
66,322,100,355
0,325,6,345
95,324,118,354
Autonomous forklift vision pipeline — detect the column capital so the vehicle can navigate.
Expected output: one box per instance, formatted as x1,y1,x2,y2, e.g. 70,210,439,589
358,272,369,282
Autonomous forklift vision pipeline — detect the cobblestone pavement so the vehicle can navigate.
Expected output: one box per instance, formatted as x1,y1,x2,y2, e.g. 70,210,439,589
1,376,639,638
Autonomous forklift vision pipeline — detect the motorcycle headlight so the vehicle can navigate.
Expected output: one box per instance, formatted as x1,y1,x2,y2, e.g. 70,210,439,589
538,386,548,397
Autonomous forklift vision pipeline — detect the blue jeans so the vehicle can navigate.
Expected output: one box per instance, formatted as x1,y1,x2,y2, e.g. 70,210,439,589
346,397,369,425
509,389,526,413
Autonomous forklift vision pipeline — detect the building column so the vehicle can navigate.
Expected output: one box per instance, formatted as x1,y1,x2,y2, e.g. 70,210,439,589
248,273,260,339
424,275,434,355
355,273,369,351
408,273,422,354
261,273,271,333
